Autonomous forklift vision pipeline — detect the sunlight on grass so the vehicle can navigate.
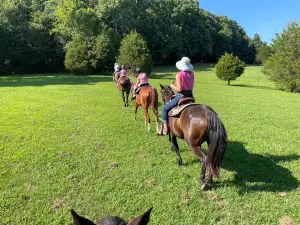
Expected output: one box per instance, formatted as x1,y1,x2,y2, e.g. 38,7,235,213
0,65,299,224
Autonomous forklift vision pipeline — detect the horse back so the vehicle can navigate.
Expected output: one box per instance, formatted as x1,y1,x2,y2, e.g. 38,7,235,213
170,104,213,141
118,77,131,90
136,86,157,106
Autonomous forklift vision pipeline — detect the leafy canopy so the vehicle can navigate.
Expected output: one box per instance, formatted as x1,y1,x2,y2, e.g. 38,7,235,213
117,31,152,75
263,22,300,92
215,52,245,85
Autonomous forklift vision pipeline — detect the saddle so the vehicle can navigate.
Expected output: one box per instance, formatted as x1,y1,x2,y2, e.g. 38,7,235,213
178,97,195,106
136,84,151,94
168,97,197,117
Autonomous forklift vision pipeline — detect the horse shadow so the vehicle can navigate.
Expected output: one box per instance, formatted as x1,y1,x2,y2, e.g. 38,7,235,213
218,141,299,194
150,73,174,80
230,84,275,91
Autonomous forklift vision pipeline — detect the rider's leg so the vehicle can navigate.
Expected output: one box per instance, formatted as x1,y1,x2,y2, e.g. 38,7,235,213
161,94,183,134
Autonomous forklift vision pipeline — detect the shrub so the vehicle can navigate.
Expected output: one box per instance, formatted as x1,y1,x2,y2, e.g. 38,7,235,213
64,36,97,74
215,52,245,85
95,29,121,72
255,43,273,64
117,31,152,75
263,22,300,92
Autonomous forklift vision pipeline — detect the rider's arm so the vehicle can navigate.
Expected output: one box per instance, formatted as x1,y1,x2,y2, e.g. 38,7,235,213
170,73,182,92
135,77,139,88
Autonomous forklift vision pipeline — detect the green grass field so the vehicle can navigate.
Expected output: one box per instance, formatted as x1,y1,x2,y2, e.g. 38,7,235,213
0,65,299,224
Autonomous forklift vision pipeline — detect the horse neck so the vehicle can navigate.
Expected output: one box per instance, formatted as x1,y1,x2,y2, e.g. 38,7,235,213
166,88,174,102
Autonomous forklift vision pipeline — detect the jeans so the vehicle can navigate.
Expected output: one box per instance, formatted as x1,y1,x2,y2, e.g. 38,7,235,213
161,93,183,124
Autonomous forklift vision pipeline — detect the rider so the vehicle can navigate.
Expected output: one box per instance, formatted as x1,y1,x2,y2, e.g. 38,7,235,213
116,65,127,86
160,57,194,135
113,62,120,81
119,65,127,78
132,67,150,99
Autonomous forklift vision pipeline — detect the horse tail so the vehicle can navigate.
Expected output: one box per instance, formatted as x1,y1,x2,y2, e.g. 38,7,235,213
150,88,158,112
120,77,131,92
126,78,132,92
206,111,227,178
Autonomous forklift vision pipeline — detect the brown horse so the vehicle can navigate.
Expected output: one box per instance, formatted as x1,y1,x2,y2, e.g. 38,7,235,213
159,84,227,190
115,72,131,107
114,71,120,82
132,83,159,132
71,208,152,225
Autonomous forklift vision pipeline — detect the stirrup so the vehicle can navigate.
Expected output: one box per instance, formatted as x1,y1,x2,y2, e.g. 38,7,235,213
157,124,169,136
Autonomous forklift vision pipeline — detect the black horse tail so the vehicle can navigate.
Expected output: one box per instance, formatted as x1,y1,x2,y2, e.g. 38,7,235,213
206,111,227,178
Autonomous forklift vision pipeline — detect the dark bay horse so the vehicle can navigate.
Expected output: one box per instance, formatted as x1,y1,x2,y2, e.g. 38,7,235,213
71,208,152,225
115,72,131,107
159,84,227,190
131,83,159,132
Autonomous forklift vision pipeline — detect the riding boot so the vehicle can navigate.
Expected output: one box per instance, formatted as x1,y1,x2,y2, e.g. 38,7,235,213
157,123,169,136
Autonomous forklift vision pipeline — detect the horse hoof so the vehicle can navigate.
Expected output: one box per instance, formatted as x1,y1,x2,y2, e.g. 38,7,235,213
177,160,183,167
201,183,210,191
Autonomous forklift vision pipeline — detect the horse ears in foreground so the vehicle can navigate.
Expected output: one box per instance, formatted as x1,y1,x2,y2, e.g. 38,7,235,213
159,83,164,89
71,207,152,225
127,207,152,225
71,209,96,225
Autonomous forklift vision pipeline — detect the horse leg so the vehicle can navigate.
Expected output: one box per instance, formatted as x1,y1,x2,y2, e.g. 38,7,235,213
122,92,125,106
170,132,182,166
205,141,213,186
151,105,159,134
190,145,209,190
125,92,129,107
143,107,150,132
134,102,139,120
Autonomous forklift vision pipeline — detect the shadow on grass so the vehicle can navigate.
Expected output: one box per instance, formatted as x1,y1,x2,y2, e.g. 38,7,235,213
150,73,175,80
0,74,113,87
231,84,276,91
220,141,299,193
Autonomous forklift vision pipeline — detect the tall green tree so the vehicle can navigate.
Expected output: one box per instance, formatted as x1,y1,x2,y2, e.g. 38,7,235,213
117,31,152,75
64,36,97,74
263,22,300,92
252,33,264,50
0,0,260,73
95,29,121,72
0,0,64,73
256,43,273,64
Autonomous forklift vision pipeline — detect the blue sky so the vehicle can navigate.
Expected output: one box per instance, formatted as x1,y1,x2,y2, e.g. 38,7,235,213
200,0,300,43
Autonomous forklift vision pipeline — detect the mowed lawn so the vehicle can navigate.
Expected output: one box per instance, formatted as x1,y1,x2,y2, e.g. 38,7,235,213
0,65,299,224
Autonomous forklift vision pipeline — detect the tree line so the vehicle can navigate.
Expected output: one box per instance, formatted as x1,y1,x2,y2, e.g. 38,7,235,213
0,0,269,74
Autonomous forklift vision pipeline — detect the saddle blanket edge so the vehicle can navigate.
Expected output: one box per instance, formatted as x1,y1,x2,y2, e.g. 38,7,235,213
168,103,199,117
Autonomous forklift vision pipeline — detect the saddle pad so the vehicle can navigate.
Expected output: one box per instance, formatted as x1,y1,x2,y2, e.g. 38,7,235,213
168,103,198,117
136,85,151,93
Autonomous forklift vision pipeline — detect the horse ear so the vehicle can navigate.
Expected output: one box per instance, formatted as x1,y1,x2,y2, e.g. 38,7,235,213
127,208,152,225
159,84,164,89
71,209,96,225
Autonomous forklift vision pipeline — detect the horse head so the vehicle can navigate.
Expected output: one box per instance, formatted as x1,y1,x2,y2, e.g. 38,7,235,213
159,84,174,105
71,208,152,225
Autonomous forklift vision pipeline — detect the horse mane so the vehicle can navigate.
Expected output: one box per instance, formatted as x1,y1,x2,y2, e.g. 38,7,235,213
164,86,174,100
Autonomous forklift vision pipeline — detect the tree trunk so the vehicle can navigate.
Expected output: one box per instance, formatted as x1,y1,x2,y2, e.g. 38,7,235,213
227,80,230,85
